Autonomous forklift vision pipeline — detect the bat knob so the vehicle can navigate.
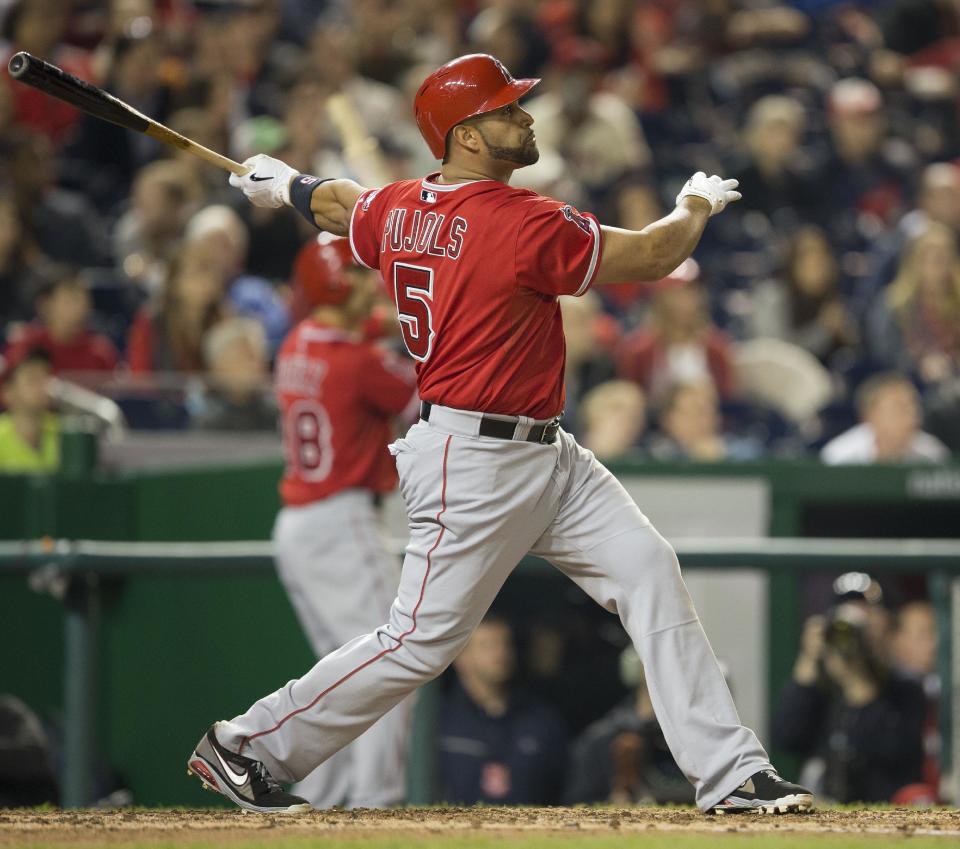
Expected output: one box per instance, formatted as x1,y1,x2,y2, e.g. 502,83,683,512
8,52,29,78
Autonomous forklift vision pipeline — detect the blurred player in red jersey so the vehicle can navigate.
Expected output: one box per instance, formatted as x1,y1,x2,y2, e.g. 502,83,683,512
271,234,417,809
189,54,813,816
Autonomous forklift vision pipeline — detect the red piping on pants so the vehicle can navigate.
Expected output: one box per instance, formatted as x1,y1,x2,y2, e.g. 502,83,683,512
238,435,452,755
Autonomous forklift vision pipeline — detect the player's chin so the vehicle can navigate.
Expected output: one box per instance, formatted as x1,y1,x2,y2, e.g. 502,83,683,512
514,143,540,167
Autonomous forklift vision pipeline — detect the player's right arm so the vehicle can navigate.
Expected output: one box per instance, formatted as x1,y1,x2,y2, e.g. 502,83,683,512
594,172,741,285
228,153,367,237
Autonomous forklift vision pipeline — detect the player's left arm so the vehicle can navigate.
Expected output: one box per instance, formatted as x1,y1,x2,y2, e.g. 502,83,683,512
594,172,741,285
228,153,367,237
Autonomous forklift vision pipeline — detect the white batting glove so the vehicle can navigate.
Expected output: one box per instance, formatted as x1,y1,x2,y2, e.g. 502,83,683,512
676,171,742,216
228,154,299,208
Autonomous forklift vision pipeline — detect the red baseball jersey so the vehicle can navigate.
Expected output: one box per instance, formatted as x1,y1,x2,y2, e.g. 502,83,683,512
275,319,418,506
349,174,604,419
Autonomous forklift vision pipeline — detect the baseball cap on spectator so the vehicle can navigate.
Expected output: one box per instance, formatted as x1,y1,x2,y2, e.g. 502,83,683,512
828,78,882,115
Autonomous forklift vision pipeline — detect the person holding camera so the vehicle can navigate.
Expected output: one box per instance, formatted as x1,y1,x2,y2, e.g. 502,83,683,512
771,574,926,802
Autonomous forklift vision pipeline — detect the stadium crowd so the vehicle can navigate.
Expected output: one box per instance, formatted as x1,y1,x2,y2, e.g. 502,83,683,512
1,0,960,469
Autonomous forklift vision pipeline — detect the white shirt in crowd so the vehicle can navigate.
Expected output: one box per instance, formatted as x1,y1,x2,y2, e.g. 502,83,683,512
820,423,950,465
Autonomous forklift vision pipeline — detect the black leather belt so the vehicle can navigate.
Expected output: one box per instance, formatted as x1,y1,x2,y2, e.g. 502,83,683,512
420,401,559,444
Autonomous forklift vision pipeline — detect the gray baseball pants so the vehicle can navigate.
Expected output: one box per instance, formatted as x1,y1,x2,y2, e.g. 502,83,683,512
221,405,772,810
272,491,411,808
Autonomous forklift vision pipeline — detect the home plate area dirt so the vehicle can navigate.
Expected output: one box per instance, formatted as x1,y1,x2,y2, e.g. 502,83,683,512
2,807,960,847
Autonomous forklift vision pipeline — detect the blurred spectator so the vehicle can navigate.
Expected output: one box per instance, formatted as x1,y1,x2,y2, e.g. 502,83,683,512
164,108,234,208
564,646,693,805
890,601,938,682
617,260,736,403
112,160,199,300
439,615,567,806
925,376,960,454
580,380,646,462
747,226,859,365
4,266,118,375
859,162,960,313
1,131,108,267
467,5,550,81
60,25,168,212
731,95,818,226
898,162,960,244
192,318,276,432
889,600,941,804
647,379,762,462
772,573,926,803
126,241,227,374
867,223,960,385
859,162,960,305
612,180,663,232
0,188,36,334
184,205,290,354
0,348,59,473
525,40,651,202
821,372,949,464
559,292,617,433
820,78,911,246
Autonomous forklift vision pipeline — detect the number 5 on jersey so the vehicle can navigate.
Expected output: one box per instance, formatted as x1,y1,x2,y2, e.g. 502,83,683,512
394,262,435,362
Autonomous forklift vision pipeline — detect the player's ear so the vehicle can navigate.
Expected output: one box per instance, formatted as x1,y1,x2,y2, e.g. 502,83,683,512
451,123,482,156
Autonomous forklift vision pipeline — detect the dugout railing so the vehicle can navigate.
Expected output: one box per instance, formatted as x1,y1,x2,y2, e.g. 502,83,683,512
1,537,958,808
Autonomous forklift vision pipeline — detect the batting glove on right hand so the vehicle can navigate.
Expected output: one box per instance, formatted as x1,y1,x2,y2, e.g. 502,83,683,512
229,154,300,208
676,171,742,216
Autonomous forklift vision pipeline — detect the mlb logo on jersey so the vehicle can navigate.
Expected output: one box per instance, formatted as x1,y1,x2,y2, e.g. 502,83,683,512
362,189,381,211
420,189,438,203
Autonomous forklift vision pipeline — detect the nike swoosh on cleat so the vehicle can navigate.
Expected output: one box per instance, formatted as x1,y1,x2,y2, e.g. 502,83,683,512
248,174,273,182
212,746,249,787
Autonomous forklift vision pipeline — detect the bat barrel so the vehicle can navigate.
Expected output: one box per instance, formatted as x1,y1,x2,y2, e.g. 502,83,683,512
7,51,29,77
7,50,246,175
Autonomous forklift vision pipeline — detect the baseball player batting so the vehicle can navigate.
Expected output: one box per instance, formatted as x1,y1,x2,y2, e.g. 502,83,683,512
187,53,814,816
272,234,418,808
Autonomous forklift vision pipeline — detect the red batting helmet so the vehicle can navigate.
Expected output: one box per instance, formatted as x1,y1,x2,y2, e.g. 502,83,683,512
414,54,540,160
291,235,356,319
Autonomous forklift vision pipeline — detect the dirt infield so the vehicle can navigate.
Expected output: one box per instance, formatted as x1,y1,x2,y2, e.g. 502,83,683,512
2,807,960,848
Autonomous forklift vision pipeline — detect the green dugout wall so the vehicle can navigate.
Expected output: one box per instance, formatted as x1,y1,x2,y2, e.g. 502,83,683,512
2,459,959,806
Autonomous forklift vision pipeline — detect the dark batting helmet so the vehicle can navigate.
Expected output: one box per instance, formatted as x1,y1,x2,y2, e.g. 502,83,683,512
413,54,540,160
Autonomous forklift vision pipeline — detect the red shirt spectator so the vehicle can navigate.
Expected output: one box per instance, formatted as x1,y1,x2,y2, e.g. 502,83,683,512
615,261,735,402
4,324,117,374
127,242,228,373
4,268,117,374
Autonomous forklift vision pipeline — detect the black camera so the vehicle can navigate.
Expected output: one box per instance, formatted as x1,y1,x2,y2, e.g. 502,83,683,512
823,603,871,661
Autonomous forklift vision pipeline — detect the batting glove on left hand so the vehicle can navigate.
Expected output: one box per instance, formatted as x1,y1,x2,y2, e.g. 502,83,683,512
676,171,742,216
229,154,299,208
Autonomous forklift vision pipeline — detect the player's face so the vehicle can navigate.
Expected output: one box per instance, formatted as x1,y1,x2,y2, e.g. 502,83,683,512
471,102,539,167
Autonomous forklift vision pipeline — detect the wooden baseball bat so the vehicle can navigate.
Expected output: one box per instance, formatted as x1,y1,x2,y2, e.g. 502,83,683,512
7,51,249,176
